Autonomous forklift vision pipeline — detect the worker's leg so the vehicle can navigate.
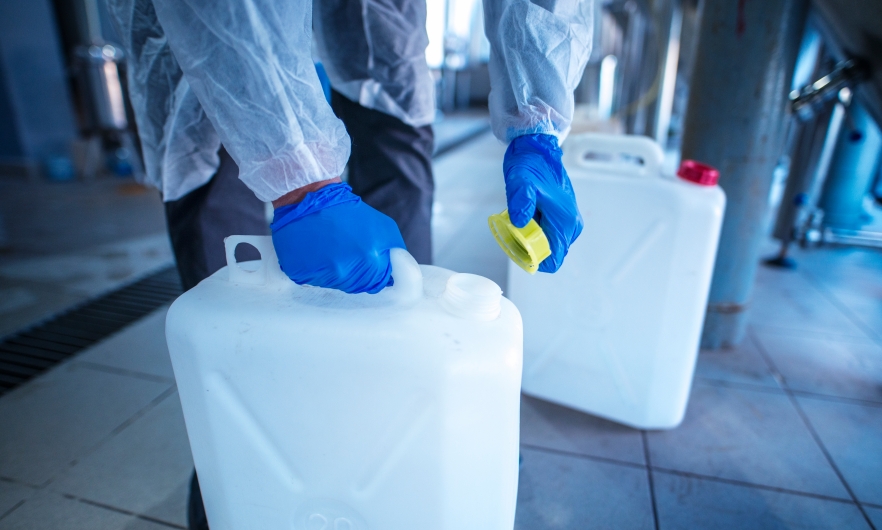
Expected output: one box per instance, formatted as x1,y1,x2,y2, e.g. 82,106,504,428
331,90,435,264
164,147,268,530
186,473,207,530
315,0,435,265
164,147,269,291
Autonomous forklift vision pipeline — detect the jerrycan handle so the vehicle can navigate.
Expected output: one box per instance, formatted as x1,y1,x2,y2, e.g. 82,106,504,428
224,237,422,301
385,248,423,305
562,133,664,179
224,235,287,286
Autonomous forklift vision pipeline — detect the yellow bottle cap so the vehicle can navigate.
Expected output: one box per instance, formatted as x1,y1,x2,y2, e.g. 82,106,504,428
488,210,551,275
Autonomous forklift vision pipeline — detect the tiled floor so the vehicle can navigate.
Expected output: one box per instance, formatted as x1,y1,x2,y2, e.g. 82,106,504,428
1,133,881,529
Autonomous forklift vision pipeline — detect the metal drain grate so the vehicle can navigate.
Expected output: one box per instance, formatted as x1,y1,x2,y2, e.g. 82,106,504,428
0,266,182,396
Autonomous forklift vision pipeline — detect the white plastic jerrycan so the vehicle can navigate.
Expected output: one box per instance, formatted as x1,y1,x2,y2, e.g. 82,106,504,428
508,133,725,430
166,237,522,530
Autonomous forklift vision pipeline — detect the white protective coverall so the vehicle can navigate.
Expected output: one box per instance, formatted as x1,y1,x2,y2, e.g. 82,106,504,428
107,0,593,203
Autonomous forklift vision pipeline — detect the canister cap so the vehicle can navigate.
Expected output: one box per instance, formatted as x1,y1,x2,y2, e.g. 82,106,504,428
677,160,719,186
488,210,551,275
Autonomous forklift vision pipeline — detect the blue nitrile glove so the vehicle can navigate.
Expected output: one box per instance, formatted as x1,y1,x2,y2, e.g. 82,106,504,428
504,133,583,273
270,183,406,294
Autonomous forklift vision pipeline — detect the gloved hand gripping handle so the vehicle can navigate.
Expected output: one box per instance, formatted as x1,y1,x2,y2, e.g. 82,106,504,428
223,236,422,304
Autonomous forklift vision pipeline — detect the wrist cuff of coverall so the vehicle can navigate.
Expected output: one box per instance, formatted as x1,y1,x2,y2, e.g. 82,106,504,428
507,127,571,144
270,183,361,232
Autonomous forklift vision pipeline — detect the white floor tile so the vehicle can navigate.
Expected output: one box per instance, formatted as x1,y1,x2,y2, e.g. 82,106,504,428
0,363,172,486
694,333,781,388
797,246,882,339
821,286,882,343
654,472,871,530
0,481,35,520
749,265,868,338
647,385,849,499
797,396,882,506
515,448,653,530
50,392,192,527
0,491,136,530
75,307,175,380
865,505,882,529
520,395,645,465
754,330,882,403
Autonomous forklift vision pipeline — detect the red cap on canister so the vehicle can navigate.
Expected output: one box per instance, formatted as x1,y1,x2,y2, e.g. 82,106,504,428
677,160,719,186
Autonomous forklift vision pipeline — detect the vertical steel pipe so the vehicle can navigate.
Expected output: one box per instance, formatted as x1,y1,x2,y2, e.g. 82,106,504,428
681,0,808,348
818,101,882,229
771,101,836,243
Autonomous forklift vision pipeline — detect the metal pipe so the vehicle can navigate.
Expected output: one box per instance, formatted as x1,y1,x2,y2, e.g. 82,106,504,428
681,0,808,349
821,227,882,249
82,0,103,44
790,58,869,119
768,24,828,261
817,100,882,230
653,0,683,146
769,101,836,249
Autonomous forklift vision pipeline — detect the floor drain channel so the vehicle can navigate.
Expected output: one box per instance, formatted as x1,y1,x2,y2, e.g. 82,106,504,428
0,266,182,396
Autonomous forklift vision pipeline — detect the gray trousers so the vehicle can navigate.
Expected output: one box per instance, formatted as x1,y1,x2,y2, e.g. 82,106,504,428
164,101,434,530
164,148,268,291
332,90,434,264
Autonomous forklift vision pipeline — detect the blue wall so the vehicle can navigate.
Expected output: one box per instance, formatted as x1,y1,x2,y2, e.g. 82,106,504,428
0,0,77,162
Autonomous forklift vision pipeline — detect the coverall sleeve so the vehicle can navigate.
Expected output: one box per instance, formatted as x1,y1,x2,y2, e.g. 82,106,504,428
313,0,435,128
149,0,351,202
483,0,594,142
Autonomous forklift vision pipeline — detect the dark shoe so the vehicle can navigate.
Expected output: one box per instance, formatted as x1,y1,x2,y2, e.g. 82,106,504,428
188,471,209,530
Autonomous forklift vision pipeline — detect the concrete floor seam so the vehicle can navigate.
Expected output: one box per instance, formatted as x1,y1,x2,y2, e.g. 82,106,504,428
799,267,882,347
787,395,878,530
750,330,879,530
524,421,871,507
62,493,187,529
519,443,648,470
787,388,882,408
787,392,876,530
0,500,26,523
524,436,866,507
648,466,860,506
694,376,787,395
72,360,176,386
0,475,42,491
42,386,180,490
697,374,882,407
640,431,661,530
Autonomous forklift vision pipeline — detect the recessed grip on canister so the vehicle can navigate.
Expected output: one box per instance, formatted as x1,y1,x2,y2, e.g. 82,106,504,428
561,132,665,179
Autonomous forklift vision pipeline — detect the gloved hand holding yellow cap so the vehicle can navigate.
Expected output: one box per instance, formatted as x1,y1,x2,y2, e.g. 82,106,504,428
490,134,583,274
488,210,551,274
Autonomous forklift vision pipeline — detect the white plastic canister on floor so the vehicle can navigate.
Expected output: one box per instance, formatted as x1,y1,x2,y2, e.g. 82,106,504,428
166,237,522,530
509,133,726,430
